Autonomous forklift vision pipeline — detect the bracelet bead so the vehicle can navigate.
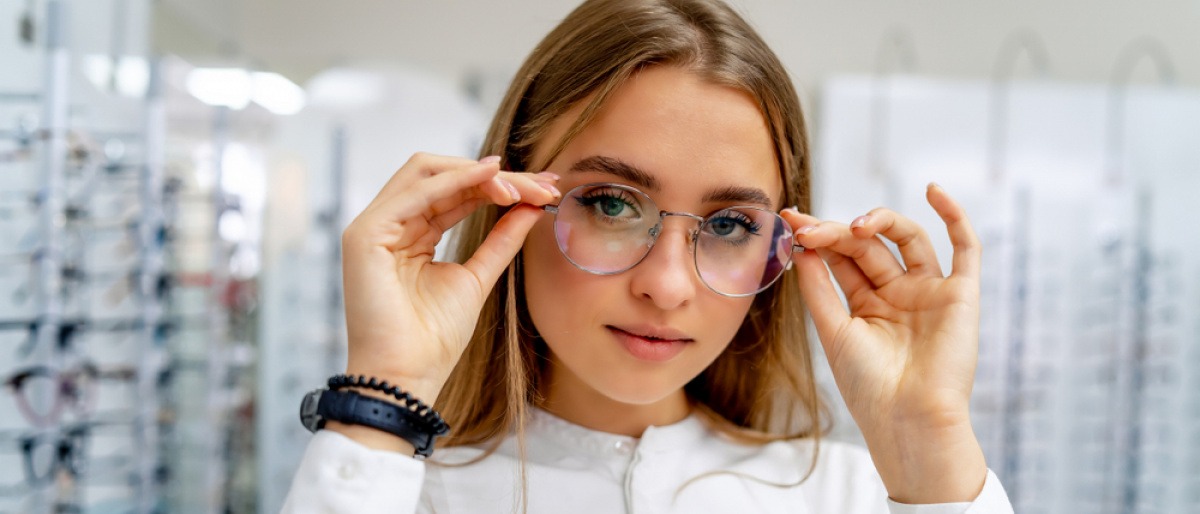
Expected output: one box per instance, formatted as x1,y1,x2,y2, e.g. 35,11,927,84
327,373,449,435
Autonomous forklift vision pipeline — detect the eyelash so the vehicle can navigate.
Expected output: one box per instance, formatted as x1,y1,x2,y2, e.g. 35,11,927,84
576,190,641,218
573,185,765,240
706,211,762,247
714,211,761,233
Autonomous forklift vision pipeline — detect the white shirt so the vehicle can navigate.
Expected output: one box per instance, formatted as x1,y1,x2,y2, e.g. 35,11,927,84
281,407,1013,513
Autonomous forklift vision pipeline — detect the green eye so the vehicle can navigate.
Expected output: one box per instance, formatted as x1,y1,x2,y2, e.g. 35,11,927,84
576,188,642,222
599,197,626,217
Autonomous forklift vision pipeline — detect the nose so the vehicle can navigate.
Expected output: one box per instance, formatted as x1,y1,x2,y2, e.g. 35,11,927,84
628,217,699,310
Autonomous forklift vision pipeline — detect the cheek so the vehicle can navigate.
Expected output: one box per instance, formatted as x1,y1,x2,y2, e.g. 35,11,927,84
524,217,570,288
523,218,591,339
701,297,755,352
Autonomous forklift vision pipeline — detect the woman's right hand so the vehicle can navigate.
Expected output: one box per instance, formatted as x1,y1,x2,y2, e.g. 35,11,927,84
338,153,560,407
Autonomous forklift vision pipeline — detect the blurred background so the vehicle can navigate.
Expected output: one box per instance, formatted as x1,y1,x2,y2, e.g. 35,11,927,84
1,0,1198,513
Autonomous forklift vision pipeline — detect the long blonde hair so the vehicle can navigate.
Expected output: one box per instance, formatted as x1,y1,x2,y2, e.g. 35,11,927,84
439,0,826,463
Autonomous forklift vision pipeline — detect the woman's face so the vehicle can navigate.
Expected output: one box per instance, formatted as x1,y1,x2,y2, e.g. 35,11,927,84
523,66,783,415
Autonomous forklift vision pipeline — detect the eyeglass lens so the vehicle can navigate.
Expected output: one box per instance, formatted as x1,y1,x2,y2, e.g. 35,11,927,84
551,184,794,296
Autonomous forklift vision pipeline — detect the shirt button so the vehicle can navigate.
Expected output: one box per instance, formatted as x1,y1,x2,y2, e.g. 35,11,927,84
338,463,358,480
614,440,632,455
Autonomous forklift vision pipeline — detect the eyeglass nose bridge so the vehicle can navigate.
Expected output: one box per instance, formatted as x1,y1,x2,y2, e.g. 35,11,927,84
645,211,706,249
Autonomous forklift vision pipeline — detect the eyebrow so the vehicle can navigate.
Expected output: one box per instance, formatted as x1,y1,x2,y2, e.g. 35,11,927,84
701,185,773,208
567,155,774,208
568,156,660,190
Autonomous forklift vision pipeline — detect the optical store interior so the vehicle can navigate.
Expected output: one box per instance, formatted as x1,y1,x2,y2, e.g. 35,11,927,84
2,0,1199,513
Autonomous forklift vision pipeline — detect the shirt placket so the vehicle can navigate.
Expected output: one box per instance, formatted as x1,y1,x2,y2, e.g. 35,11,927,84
622,443,641,514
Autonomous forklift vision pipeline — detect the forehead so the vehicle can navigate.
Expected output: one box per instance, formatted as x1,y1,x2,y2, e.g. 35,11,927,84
535,66,783,208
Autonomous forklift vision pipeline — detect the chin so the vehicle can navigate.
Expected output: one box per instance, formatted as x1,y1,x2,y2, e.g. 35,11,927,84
588,369,693,406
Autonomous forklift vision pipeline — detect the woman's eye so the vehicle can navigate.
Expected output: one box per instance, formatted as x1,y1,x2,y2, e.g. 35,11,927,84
705,212,761,240
709,217,741,236
598,197,627,217
577,189,641,220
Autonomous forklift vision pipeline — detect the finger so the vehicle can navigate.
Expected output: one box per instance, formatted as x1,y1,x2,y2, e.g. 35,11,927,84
850,207,944,278
813,246,875,306
427,198,488,234
926,183,981,279
793,220,905,288
792,248,852,354
402,161,506,218
783,209,878,302
426,170,560,227
360,160,500,230
424,173,514,224
480,175,518,205
496,171,562,204
376,152,483,201
779,208,818,236
352,163,504,259
462,204,544,292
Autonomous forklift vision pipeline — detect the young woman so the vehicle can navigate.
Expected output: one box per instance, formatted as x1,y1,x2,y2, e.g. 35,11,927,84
283,0,1013,512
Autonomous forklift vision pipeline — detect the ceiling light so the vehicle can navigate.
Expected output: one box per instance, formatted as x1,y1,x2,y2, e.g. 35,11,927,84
186,67,252,109
251,71,306,115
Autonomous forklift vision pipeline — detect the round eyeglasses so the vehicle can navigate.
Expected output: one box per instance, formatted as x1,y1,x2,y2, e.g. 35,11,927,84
540,183,804,297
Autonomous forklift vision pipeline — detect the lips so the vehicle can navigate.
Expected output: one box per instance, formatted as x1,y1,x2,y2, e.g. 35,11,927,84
606,324,693,342
606,325,693,362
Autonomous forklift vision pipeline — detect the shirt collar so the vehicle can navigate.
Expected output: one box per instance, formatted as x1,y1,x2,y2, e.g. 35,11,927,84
527,406,708,459
525,407,810,487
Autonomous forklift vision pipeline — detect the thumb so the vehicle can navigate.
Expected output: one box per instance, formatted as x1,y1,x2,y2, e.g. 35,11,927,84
462,204,544,292
794,248,851,355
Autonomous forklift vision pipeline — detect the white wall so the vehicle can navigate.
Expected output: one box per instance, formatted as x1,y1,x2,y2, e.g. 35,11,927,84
156,0,1200,105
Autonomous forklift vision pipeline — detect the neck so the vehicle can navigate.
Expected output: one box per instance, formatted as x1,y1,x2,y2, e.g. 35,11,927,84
538,364,691,438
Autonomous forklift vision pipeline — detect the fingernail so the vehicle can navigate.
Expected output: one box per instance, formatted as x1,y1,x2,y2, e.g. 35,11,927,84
794,225,816,237
781,206,799,215
536,171,561,181
480,155,502,164
851,215,870,229
928,181,941,191
502,179,521,202
539,182,561,198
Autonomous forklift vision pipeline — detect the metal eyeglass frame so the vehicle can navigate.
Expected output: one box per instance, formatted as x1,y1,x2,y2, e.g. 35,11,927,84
539,182,805,298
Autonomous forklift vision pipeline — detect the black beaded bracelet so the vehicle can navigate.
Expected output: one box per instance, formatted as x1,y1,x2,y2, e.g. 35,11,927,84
327,374,450,436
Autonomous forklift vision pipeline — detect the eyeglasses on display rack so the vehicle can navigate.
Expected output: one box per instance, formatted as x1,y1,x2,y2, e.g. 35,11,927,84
0,189,182,309
539,182,803,297
0,126,137,171
4,363,141,428
0,262,181,322
0,420,162,500
13,425,88,490
0,315,202,362
0,187,177,266
0,424,91,496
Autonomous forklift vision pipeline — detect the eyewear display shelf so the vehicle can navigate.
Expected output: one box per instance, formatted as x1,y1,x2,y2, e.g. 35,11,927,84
0,1,202,513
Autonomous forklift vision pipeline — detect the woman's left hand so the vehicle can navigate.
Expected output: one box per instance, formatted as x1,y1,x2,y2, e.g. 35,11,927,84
781,183,987,505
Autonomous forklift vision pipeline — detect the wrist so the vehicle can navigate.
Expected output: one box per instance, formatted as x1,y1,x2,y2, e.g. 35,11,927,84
305,375,451,458
342,366,445,406
863,417,987,504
